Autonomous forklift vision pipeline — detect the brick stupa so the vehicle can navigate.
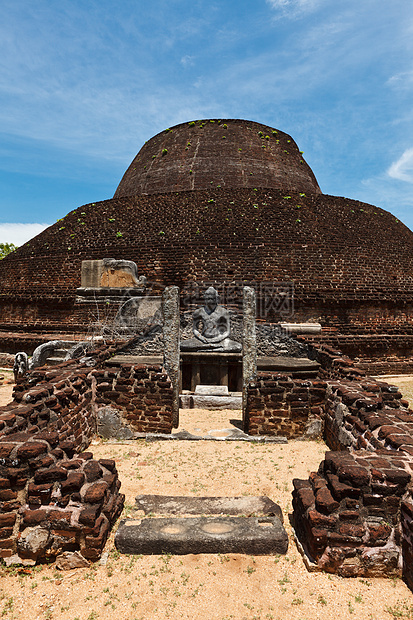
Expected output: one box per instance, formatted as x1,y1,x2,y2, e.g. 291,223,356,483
1,119,413,367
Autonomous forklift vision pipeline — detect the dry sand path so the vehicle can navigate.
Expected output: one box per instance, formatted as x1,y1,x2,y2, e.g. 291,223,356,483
0,374,412,618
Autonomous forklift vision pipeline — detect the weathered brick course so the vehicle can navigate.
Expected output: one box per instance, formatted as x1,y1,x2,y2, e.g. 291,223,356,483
245,373,326,437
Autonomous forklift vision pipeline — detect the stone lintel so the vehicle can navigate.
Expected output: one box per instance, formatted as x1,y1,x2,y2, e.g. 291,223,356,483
107,355,164,366
180,351,242,359
76,287,146,298
257,356,320,371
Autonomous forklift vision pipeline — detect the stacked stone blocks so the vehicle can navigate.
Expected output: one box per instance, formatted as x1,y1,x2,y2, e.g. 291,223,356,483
287,341,413,586
0,440,123,562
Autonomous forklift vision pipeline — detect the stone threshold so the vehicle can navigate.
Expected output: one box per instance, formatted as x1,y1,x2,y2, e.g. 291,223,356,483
115,515,288,555
111,430,288,443
115,494,288,556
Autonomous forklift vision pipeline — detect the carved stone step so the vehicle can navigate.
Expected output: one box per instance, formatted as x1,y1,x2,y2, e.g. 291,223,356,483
115,515,288,556
179,394,242,409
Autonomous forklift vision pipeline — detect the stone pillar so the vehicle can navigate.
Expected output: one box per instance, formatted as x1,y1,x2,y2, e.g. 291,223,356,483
242,286,257,429
162,286,180,428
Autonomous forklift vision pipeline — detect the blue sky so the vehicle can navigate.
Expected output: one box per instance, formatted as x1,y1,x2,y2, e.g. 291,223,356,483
1,0,413,245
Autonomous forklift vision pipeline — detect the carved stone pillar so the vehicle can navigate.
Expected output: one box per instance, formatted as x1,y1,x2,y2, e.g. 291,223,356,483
162,286,180,428
242,286,257,430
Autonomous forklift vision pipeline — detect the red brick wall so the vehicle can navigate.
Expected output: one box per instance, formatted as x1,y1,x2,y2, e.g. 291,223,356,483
244,341,413,585
293,450,410,577
323,379,411,452
1,187,413,336
93,363,173,434
0,344,173,562
303,334,413,375
244,373,326,437
0,441,124,562
289,342,413,583
401,501,413,591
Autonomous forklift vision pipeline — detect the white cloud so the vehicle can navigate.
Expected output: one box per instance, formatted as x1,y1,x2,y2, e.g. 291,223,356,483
387,71,413,89
266,0,324,18
388,148,413,183
0,223,49,246
180,55,195,67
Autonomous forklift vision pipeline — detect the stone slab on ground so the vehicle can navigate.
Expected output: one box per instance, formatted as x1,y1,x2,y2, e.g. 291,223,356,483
194,384,229,396
132,430,288,443
134,494,283,522
55,551,90,570
115,516,288,556
108,355,164,366
180,394,243,409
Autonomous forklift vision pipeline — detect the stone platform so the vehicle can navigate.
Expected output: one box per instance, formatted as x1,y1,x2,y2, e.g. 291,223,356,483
115,516,288,555
115,494,288,556
180,393,242,410
180,384,242,409
257,356,320,378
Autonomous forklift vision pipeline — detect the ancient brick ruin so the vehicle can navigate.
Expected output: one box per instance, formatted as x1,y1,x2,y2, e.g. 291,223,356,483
1,119,413,371
1,119,413,587
0,319,413,590
0,340,176,563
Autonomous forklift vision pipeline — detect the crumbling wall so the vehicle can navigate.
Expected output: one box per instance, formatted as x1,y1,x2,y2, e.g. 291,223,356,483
293,450,411,577
401,500,413,590
303,334,413,376
0,440,123,562
0,343,174,563
244,373,326,437
9,364,96,451
323,380,410,452
242,339,413,585
93,363,173,434
305,342,366,381
291,340,413,584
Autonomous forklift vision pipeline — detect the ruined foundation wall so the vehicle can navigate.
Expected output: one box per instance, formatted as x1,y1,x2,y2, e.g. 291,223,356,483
0,441,124,562
93,363,173,434
244,373,326,438
291,340,413,585
243,340,413,585
293,450,411,578
0,345,173,562
303,334,413,376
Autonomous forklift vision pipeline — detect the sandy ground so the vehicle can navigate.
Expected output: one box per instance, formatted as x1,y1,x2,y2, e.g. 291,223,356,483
0,371,412,619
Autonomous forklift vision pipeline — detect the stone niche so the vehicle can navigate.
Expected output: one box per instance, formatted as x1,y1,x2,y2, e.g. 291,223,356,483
79,258,146,291
180,351,242,392
179,286,243,393
75,259,151,329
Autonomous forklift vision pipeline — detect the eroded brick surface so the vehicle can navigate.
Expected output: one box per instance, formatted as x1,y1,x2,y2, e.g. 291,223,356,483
293,450,412,578
245,373,326,437
0,343,175,562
